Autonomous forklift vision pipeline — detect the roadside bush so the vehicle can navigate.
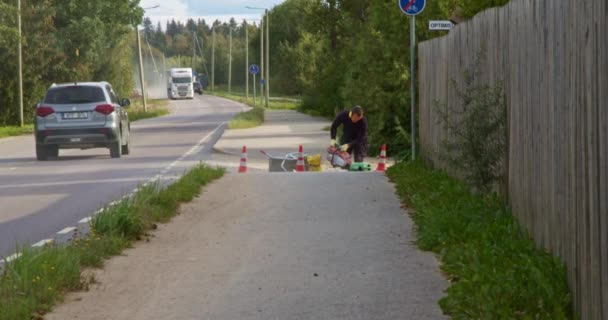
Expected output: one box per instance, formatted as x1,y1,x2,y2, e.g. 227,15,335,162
434,48,507,192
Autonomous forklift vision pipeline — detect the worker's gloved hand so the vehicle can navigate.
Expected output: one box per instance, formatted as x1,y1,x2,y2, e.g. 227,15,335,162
340,144,349,152
330,139,336,147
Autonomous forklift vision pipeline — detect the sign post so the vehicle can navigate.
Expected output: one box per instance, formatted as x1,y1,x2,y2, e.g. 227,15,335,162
399,0,425,161
249,64,260,108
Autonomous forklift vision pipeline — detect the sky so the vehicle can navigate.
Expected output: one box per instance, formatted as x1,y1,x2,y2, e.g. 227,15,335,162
139,0,286,27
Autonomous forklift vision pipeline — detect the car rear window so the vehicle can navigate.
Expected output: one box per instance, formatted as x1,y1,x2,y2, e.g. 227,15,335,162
44,86,106,104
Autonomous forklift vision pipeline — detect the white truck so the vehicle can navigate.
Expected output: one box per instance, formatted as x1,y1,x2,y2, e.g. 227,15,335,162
166,68,194,99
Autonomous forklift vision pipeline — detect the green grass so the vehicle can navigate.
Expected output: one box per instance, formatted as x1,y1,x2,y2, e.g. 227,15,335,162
266,99,299,110
0,165,224,320
128,98,170,122
0,125,34,139
209,89,300,110
228,108,265,129
386,161,573,319
209,90,299,130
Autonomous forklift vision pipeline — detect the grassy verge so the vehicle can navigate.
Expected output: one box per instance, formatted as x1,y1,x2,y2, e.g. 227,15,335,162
386,161,572,319
228,108,265,129
128,98,170,122
209,89,300,110
0,165,224,320
0,125,34,139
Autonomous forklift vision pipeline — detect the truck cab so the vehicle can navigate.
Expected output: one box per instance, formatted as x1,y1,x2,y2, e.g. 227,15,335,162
166,68,194,99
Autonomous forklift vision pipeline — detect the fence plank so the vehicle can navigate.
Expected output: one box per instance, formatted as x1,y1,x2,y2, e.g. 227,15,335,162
595,0,608,316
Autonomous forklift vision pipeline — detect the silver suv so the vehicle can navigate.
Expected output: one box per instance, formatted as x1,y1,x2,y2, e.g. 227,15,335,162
35,82,131,160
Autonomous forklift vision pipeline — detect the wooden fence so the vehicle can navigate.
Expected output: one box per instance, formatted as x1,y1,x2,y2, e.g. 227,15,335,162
417,0,607,318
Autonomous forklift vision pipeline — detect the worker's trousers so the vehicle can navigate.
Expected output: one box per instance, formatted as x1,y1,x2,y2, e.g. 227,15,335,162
342,141,367,163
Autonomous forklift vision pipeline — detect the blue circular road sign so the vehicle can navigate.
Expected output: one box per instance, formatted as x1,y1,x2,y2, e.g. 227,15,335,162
399,0,426,16
249,64,260,75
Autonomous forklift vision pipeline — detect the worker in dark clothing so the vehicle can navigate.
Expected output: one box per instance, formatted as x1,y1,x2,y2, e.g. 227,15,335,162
330,106,368,162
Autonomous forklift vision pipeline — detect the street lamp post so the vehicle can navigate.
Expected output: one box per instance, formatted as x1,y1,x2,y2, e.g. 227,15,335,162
260,18,264,106
136,27,147,112
192,31,196,69
265,9,269,107
244,19,260,104
136,5,159,113
245,22,248,101
246,6,270,108
211,25,236,94
17,0,23,127
229,27,232,94
211,28,215,91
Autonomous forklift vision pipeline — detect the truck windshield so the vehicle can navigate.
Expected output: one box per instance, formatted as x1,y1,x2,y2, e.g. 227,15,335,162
172,77,192,84
44,86,106,104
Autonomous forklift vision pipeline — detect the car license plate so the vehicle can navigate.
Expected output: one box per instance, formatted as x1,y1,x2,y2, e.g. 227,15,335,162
63,112,88,119
70,138,81,142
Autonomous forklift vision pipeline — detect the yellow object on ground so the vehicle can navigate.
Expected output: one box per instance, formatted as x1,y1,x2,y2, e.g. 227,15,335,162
307,154,323,172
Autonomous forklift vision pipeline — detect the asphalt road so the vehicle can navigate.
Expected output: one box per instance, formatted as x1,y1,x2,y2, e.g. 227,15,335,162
0,95,245,259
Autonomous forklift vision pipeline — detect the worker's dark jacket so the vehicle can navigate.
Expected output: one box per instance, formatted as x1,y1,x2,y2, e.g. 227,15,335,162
330,111,368,161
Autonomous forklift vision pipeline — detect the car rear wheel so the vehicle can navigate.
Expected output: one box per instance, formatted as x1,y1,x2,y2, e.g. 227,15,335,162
36,145,58,161
36,145,48,161
121,133,130,155
110,133,122,158
48,146,59,158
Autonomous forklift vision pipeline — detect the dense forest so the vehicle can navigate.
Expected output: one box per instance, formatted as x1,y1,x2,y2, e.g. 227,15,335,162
0,0,143,124
0,0,509,155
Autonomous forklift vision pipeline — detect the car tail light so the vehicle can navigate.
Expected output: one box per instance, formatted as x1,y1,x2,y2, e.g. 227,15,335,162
36,106,55,117
95,104,115,115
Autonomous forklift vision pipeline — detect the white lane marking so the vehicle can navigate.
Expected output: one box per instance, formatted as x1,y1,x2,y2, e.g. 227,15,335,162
9,167,16,170
0,177,159,190
5,253,22,262
79,217,92,224
57,227,76,235
32,239,54,247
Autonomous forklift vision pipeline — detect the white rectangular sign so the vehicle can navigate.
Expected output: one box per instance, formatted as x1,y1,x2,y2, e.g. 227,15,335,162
429,20,454,31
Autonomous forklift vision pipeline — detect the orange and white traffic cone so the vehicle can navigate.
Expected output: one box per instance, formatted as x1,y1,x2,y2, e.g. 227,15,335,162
376,144,387,172
296,145,305,172
238,146,248,173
